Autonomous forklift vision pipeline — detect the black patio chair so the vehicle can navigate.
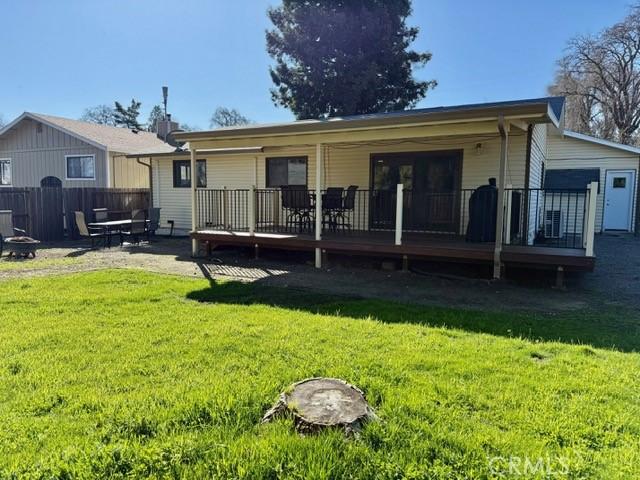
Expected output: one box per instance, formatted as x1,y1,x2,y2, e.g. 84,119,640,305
148,207,161,236
281,186,314,232
120,209,148,245
335,185,358,231
75,211,107,249
93,208,109,222
322,187,344,232
0,210,27,257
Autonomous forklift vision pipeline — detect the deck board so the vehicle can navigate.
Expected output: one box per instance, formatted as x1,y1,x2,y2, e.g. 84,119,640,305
192,229,595,271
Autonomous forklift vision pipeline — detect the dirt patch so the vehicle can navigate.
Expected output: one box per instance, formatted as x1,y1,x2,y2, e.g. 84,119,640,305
1,236,629,314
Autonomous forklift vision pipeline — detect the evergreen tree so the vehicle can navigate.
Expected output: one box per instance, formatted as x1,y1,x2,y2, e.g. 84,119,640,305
266,0,435,119
114,99,143,130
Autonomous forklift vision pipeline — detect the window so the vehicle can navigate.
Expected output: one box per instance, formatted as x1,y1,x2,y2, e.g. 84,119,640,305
66,155,95,179
613,177,627,188
266,157,308,187
173,160,206,188
0,159,11,186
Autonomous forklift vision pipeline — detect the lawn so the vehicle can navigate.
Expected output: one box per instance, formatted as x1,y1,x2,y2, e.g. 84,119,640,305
0,270,638,479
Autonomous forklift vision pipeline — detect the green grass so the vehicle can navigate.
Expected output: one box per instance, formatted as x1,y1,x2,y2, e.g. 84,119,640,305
0,270,639,479
0,256,81,271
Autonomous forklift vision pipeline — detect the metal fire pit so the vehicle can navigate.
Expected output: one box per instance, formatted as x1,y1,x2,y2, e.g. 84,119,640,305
5,237,41,258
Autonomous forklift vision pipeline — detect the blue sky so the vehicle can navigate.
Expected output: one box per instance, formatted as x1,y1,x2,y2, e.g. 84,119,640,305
0,0,632,129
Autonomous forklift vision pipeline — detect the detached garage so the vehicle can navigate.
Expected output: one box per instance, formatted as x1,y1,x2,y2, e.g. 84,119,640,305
547,128,640,233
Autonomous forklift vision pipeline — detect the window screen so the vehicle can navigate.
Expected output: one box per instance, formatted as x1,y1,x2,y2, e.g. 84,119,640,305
0,159,11,185
266,157,308,187
173,160,206,188
66,155,95,179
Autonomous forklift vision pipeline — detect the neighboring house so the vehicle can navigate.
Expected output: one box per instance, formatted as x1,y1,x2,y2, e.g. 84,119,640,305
132,96,606,280
546,128,640,234
0,112,174,189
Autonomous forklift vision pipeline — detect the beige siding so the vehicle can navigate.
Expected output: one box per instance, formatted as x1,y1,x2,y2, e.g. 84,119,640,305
0,119,107,187
110,153,150,188
152,132,530,234
525,124,547,242
547,128,639,232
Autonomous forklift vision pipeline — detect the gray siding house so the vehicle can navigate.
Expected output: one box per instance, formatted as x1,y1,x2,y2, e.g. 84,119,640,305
0,112,174,189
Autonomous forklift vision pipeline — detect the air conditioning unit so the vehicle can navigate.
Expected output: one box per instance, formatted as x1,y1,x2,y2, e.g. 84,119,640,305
544,210,564,238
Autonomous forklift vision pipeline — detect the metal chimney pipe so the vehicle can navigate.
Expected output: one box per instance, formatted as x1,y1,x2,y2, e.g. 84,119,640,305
162,86,169,119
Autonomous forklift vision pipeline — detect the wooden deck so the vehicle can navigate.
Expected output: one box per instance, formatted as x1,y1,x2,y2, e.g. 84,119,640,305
192,229,595,272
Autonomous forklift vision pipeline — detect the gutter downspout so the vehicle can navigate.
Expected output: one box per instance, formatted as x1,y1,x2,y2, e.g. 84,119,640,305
493,115,509,279
105,148,111,187
136,157,153,207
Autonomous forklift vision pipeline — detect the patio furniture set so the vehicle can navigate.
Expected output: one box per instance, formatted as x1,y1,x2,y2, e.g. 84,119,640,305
282,185,358,233
75,207,161,248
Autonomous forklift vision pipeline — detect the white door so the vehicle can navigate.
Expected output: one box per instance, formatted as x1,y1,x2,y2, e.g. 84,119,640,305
603,170,635,231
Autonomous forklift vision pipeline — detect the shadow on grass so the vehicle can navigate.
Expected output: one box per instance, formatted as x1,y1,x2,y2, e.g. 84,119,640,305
186,275,640,354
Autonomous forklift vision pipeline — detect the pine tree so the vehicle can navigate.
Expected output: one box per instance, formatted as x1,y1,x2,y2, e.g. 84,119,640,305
266,0,436,119
114,99,143,130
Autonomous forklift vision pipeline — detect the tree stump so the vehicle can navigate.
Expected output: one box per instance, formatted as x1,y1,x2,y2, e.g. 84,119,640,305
262,378,377,435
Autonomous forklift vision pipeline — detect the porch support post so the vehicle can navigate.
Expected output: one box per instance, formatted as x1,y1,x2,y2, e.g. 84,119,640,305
585,181,598,257
315,143,323,268
248,184,256,236
395,183,403,246
493,115,509,279
504,183,513,245
190,147,198,256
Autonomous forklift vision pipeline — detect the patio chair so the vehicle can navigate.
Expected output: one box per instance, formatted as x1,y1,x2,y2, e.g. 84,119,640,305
322,187,344,232
93,208,109,222
120,209,148,245
75,211,107,249
335,185,358,231
148,207,161,236
0,210,27,257
281,186,314,232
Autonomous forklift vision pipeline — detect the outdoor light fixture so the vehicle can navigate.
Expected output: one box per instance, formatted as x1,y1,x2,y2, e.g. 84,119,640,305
475,143,483,155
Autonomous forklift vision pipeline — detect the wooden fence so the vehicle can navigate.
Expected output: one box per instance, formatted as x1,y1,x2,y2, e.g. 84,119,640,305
0,188,150,241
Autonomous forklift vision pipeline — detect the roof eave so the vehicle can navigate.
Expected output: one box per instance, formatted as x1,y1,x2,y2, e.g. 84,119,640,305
174,102,555,143
563,130,640,154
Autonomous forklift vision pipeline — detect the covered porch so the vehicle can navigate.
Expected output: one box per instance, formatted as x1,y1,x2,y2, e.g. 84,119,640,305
175,97,598,278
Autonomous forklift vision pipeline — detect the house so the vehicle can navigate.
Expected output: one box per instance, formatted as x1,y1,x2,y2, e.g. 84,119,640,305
546,129,639,233
129,96,614,280
0,112,175,189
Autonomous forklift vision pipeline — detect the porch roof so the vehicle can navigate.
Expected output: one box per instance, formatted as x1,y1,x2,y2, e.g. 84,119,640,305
175,97,564,148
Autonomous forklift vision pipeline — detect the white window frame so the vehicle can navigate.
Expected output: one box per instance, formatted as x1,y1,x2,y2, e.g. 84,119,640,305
0,158,11,187
65,154,96,181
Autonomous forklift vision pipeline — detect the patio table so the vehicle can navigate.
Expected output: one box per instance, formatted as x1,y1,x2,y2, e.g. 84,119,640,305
88,219,149,246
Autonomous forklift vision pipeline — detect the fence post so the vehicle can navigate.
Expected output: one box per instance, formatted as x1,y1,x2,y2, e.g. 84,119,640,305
249,185,255,235
395,183,403,246
504,184,513,244
585,181,598,256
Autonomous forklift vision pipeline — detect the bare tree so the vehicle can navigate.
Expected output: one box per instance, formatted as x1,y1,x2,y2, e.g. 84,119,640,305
550,4,640,145
0,114,5,129
210,107,252,129
80,105,117,126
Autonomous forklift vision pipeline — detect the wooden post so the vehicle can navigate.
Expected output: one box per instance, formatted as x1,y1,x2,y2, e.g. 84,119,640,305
190,148,198,256
315,144,323,268
504,183,513,245
585,181,598,257
395,183,403,246
493,116,508,279
249,185,256,236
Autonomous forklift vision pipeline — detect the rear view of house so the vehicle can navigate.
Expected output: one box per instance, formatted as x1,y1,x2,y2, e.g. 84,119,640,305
0,112,174,189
